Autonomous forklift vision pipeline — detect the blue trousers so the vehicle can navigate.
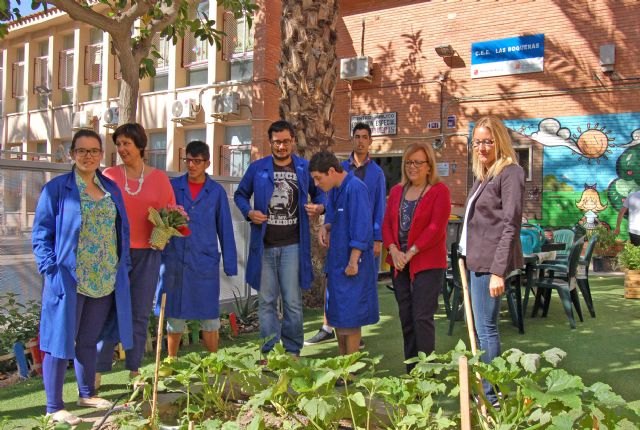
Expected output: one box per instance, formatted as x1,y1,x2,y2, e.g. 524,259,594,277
258,244,303,355
43,293,113,413
97,249,161,372
469,271,502,403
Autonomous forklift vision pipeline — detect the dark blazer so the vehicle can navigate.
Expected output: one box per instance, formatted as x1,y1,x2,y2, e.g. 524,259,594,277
464,163,525,277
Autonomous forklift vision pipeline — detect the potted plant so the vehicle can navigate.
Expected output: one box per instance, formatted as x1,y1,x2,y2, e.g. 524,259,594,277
618,242,640,299
588,226,624,272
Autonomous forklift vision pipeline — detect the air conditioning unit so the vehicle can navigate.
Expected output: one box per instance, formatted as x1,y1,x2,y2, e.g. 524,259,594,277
102,107,119,128
171,98,198,122
211,92,240,116
72,111,95,130
340,56,373,81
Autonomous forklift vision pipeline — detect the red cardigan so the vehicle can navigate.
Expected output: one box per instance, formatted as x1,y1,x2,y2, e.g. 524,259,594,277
382,181,451,279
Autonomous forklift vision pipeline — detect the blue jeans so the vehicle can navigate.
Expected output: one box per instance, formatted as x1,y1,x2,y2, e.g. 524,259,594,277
258,244,303,355
469,271,502,403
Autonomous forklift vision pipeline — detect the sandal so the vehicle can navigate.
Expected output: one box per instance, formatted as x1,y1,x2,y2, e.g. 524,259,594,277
47,409,82,426
77,396,113,409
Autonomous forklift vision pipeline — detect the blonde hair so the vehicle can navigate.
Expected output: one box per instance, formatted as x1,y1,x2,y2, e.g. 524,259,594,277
471,115,518,181
576,187,607,212
401,142,440,186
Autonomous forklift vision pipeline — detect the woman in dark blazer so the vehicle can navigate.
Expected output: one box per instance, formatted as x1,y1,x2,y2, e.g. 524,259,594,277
460,115,524,405
382,142,451,372
32,130,133,425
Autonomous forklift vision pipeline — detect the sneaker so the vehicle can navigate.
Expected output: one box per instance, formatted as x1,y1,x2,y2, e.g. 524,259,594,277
47,409,82,426
77,396,113,409
304,328,335,345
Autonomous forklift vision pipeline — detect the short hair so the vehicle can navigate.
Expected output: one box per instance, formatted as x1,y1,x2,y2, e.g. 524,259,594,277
268,120,295,141
471,115,517,181
400,142,440,186
71,129,102,151
112,123,148,157
309,150,344,174
185,140,210,160
352,122,372,138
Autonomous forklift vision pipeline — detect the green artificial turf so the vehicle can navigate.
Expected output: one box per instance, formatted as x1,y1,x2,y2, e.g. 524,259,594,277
1,274,638,428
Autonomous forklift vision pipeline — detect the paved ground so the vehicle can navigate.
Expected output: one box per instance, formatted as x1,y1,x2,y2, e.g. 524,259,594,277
0,235,41,303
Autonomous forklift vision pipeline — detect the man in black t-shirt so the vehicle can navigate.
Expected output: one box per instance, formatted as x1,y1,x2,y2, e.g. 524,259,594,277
234,120,325,357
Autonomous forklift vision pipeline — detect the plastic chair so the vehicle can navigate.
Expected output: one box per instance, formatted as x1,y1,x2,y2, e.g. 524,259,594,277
552,228,575,259
576,234,598,317
532,236,585,329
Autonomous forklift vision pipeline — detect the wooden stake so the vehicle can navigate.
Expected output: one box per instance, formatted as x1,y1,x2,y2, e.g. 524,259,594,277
150,293,167,427
459,355,471,430
458,258,490,426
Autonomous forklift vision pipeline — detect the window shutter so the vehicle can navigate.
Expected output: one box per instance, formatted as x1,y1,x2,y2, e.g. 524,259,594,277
12,62,24,98
222,11,237,61
58,50,74,89
33,56,49,93
182,32,208,67
84,43,103,85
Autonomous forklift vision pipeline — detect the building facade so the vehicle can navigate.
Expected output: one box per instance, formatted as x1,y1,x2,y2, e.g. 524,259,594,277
2,0,639,233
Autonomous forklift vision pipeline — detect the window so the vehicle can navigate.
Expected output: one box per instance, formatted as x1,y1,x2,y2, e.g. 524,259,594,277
182,1,209,86
59,35,74,105
223,125,251,176
148,133,167,170
34,41,50,109
222,9,254,81
151,34,171,91
85,29,103,100
12,47,25,111
515,147,532,181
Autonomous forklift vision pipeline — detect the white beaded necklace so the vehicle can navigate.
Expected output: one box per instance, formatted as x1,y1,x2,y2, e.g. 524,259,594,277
123,164,145,196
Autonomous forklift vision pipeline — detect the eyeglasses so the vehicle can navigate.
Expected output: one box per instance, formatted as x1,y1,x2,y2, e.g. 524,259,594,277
182,157,207,165
472,139,495,148
74,148,102,157
404,160,428,167
271,139,293,147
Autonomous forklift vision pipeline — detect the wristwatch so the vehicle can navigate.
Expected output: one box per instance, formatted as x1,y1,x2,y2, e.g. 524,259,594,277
409,245,418,255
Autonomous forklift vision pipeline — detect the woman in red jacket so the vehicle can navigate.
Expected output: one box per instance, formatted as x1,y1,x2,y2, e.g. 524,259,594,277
382,142,451,372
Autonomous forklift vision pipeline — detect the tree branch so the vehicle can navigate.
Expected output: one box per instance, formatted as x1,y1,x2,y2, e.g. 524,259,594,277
48,0,121,35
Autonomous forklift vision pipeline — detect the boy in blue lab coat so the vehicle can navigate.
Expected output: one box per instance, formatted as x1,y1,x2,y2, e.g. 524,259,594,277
155,140,237,356
310,150,379,355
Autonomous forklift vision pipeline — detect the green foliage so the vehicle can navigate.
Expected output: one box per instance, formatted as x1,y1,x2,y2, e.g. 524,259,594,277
120,342,640,429
0,293,40,355
618,242,640,270
231,287,258,325
587,225,619,256
543,175,574,192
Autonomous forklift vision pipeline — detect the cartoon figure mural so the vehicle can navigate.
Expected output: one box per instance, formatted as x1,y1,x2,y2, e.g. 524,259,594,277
503,113,640,238
575,184,607,230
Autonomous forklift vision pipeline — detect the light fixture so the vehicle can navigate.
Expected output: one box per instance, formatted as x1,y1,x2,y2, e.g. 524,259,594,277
435,44,456,58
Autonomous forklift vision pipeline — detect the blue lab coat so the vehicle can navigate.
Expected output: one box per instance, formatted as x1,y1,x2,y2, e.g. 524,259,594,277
32,169,133,359
155,174,237,319
325,173,379,328
233,154,325,291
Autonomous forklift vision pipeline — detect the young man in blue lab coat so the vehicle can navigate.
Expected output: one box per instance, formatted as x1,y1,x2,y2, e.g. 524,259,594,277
309,150,379,355
155,140,237,356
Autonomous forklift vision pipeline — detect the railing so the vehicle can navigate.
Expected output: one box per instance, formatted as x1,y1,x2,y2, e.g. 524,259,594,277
0,159,251,308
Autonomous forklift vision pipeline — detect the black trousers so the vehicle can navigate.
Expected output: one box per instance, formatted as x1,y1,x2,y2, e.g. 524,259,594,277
392,266,444,372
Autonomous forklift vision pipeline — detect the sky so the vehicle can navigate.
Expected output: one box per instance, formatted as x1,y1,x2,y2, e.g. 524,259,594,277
10,0,44,18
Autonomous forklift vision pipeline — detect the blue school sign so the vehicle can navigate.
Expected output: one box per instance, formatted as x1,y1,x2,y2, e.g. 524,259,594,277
471,34,545,79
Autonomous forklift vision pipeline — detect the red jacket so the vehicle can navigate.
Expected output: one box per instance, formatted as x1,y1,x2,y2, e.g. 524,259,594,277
382,181,451,279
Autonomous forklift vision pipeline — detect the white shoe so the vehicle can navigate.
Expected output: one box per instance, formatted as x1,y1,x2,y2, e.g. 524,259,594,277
77,396,113,409
47,409,82,426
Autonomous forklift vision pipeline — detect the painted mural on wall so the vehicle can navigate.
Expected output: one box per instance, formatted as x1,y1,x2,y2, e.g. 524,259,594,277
504,112,640,237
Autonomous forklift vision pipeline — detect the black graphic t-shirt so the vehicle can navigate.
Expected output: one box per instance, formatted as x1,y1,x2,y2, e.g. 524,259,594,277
264,162,300,248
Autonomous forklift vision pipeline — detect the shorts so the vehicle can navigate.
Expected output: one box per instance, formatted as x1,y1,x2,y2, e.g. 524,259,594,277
166,318,221,333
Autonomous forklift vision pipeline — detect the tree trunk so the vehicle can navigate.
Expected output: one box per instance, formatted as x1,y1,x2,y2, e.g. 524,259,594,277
278,0,339,307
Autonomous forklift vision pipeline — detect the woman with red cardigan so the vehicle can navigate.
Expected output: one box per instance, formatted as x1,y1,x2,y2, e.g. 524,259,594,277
382,142,451,372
